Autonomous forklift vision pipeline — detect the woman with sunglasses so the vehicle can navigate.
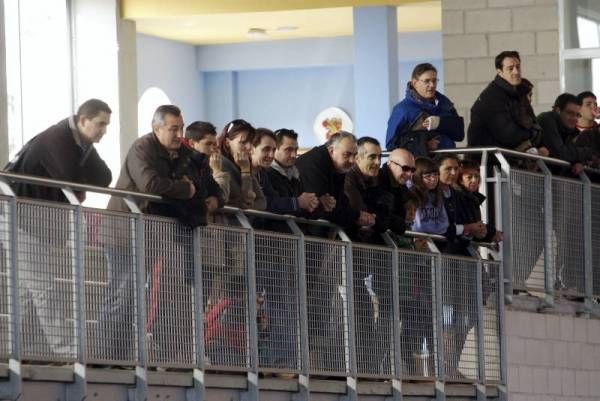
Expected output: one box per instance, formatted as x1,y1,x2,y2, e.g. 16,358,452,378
218,119,266,210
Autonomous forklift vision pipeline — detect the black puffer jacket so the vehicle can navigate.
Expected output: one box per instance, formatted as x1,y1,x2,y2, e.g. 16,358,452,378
468,75,541,149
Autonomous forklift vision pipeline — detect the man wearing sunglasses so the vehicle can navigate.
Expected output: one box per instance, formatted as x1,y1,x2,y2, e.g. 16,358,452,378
378,148,416,236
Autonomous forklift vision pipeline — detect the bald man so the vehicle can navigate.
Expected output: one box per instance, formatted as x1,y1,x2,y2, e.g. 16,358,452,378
378,148,416,235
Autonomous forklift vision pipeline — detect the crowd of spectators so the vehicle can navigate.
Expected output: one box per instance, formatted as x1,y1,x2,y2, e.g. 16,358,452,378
4,49,599,373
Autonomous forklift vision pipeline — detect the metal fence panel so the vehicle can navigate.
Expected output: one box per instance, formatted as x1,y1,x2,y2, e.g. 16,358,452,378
84,209,138,365
397,250,436,379
352,244,394,378
200,224,250,370
592,185,600,297
254,231,301,372
552,177,585,296
17,200,77,362
0,197,11,360
144,216,195,367
305,237,349,375
510,169,546,291
481,260,502,383
440,255,479,382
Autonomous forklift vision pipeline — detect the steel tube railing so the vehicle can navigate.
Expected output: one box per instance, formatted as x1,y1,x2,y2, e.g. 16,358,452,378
0,168,508,399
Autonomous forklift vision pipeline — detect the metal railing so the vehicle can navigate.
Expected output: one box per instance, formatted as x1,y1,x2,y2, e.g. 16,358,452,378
0,170,505,401
430,146,597,309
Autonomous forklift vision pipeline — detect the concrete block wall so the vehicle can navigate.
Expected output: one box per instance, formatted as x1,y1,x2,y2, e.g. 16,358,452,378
441,0,560,146
506,310,600,401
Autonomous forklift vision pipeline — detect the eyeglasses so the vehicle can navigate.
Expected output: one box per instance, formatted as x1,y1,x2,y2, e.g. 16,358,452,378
422,172,439,179
417,78,439,85
390,160,416,173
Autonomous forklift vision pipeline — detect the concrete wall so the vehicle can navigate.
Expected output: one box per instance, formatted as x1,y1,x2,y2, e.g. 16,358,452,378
442,0,560,145
506,309,600,401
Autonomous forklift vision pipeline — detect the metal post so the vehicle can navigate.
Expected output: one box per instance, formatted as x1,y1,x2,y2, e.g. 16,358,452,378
580,172,594,314
0,178,22,401
494,154,513,304
475,260,486,401
286,218,310,401
234,210,259,401
497,257,508,401
61,188,86,401
130,210,147,401
336,228,357,401
428,240,445,401
479,150,489,224
382,232,403,401
186,227,205,401
536,160,555,307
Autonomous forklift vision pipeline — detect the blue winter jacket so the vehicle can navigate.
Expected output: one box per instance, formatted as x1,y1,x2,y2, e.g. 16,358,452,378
385,86,465,150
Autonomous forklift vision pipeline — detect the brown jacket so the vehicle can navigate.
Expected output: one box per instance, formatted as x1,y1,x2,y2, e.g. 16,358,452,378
107,133,194,214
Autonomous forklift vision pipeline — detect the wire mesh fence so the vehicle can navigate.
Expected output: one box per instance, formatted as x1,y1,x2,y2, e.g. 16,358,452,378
17,200,77,362
352,243,394,378
199,224,250,371
552,177,585,296
85,209,138,365
254,230,301,372
305,236,349,376
481,260,502,383
439,255,480,382
0,197,12,360
397,250,436,379
144,216,195,368
592,184,600,297
510,169,546,292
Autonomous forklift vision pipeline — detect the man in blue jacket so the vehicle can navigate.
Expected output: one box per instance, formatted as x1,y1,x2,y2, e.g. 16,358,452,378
386,63,464,155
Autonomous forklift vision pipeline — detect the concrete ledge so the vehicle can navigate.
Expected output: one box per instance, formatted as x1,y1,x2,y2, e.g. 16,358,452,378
87,368,135,384
205,373,246,389
310,379,347,393
259,378,298,391
403,381,436,396
0,363,7,378
357,381,391,395
486,384,499,397
21,365,73,382
446,383,476,396
148,371,192,387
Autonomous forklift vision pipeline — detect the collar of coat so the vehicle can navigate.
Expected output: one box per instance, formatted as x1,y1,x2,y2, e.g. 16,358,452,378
271,159,300,180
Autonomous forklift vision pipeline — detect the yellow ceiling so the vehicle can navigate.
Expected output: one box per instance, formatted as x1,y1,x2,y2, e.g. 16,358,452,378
127,1,440,45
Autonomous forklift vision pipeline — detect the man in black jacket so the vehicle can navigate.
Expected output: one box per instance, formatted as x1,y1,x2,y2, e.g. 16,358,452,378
378,148,416,237
468,51,548,155
538,93,596,171
296,131,374,230
8,98,112,201
3,99,112,357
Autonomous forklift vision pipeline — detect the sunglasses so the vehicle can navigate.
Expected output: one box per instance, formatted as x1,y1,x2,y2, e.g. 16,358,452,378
390,160,416,173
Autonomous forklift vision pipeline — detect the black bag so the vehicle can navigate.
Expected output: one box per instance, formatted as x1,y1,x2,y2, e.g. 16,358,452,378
389,112,440,158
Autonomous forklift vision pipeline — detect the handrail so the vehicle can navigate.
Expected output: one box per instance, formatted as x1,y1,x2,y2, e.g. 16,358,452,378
403,230,446,242
0,170,480,248
0,170,162,202
434,146,571,167
218,205,339,229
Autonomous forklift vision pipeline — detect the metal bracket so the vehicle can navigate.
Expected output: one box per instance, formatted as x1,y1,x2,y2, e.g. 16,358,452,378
187,227,206,401
0,194,22,401
536,160,555,308
382,231,403,401
580,172,594,314
287,218,310,401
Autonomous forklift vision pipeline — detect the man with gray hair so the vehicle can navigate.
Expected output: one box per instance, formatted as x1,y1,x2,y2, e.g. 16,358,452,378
100,105,215,362
297,131,374,229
